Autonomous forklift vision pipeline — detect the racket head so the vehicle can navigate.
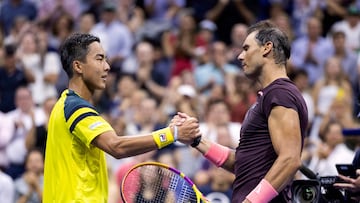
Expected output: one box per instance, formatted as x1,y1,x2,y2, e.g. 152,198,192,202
120,161,208,203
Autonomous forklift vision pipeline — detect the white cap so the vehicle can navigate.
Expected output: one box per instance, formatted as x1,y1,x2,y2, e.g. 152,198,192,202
177,85,197,98
200,20,217,31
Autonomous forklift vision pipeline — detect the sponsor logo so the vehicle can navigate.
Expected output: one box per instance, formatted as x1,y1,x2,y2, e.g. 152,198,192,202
89,121,103,130
159,133,167,142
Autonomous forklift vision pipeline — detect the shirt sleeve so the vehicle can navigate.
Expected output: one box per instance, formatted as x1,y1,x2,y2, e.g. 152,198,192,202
65,106,114,148
262,87,299,118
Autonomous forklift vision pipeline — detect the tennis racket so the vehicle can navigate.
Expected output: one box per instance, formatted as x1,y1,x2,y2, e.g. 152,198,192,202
121,161,209,203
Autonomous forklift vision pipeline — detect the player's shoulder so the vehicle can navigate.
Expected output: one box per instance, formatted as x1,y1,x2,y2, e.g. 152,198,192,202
63,90,97,120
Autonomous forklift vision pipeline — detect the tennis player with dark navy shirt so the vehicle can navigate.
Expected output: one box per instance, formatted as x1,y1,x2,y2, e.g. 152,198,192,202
233,78,308,202
175,20,309,203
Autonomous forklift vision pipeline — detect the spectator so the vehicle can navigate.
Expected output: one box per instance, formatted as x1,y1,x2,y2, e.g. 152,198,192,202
175,84,199,118
199,99,241,148
14,149,44,203
227,23,248,68
330,30,359,116
271,12,295,43
17,31,61,106
197,165,234,203
0,168,15,203
194,41,240,95
77,12,96,34
3,15,31,46
162,10,198,78
289,69,315,126
309,56,353,143
291,0,320,38
128,97,167,136
25,97,57,155
83,0,105,23
0,44,33,113
90,2,133,77
319,89,360,137
48,13,75,50
330,30,358,90
36,0,81,26
194,20,217,66
203,0,257,44
122,41,169,101
116,0,145,34
0,111,15,171
5,87,45,179
317,0,348,37
225,73,257,123
109,74,139,121
290,16,334,86
0,0,37,36
306,120,355,176
331,5,360,52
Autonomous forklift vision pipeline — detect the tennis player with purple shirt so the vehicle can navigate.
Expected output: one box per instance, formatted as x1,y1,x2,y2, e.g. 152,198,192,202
176,20,308,203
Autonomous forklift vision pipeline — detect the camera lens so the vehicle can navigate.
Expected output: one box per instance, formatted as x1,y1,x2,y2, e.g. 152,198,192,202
300,186,316,201
294,185,318,203
292,180,320,203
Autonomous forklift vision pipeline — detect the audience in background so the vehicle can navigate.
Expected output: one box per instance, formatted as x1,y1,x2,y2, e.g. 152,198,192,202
1,1,360,202
0,168,15,203
290,16,334,86
0,111,15,171
306,120,355,176
5,87,45,179
0,44,33,113
90,2,133,77
309,56,353,143
14,149,44,203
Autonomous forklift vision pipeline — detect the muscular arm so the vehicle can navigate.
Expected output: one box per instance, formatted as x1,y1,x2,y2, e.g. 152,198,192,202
265,106,302,192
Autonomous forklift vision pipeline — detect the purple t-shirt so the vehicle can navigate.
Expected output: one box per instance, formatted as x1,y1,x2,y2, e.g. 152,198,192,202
232,78,308,203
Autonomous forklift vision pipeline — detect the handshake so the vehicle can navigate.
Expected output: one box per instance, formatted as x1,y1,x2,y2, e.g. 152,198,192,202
152,112,202,149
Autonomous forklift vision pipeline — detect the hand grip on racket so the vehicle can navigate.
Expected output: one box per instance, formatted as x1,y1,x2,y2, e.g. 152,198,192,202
121,161,209,203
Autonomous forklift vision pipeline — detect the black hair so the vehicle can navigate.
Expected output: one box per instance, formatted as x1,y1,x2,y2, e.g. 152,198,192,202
248,20,291,66
288,69,308,81
4,43,17,56
59,33,100,78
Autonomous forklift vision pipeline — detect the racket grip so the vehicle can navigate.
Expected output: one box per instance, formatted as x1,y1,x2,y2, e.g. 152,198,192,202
191,136,202,147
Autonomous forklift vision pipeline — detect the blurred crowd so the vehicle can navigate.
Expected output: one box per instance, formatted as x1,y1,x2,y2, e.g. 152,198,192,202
2,0,360,202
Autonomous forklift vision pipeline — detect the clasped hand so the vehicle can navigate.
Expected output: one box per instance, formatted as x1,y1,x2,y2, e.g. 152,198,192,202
169,112,201,145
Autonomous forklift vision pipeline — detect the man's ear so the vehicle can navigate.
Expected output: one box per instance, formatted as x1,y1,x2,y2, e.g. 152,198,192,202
73,60,83,74
262,41,273,57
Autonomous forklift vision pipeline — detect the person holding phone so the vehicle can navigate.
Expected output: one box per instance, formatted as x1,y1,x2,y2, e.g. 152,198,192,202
334,149,360,201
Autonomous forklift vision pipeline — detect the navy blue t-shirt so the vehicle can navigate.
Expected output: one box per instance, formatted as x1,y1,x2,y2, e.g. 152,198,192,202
232,78,308,203
0,68,28,112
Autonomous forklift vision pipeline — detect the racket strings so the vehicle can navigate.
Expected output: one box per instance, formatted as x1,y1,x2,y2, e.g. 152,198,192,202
167,171,197,202
123,165,198,203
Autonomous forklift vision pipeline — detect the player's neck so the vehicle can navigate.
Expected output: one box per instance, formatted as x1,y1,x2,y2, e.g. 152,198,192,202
68,79,93,101
260,64,288,88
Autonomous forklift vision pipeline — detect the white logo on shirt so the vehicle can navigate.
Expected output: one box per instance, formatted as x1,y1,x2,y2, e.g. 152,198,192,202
89,121,103,130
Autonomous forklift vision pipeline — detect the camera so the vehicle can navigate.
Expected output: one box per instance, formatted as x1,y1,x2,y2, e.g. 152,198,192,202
291,165,353,203
292,176,348,203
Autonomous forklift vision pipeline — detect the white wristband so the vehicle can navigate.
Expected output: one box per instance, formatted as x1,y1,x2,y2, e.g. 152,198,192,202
174,125,178,141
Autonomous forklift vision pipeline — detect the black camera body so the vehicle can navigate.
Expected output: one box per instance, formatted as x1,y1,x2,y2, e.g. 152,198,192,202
292,176,351,203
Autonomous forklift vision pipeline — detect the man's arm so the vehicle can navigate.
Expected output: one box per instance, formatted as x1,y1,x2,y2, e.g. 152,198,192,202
92,118,200,159
243,106,302,203
265,106,302,190
194,138,236,173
